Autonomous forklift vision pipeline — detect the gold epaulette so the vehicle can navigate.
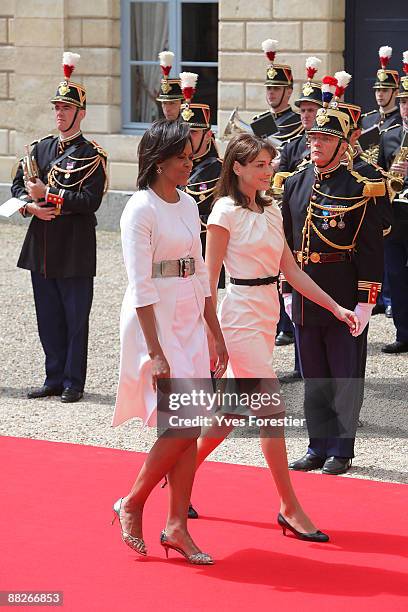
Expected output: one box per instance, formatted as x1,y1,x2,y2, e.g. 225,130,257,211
30,134,55,147
363,180,386,198
91,140,108,158
349,170,386,197
361,109,377,118
272,172,291,190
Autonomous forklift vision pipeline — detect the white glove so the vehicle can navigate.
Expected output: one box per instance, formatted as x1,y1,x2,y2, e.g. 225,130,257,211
352,303,374,337
283,293,292,320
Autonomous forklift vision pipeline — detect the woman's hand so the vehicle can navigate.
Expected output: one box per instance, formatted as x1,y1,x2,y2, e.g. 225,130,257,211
333,304,360,335
151,353,170,392
211,335,229,379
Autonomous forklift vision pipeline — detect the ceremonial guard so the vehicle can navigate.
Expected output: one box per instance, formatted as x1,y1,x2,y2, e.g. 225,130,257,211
279,76,385,474
156,51,184,121
179,72,225,288
251,40,303,146
337,100,392,234
279,57,323,173
361,46,400,132
12,52,108,402
377,52,408,353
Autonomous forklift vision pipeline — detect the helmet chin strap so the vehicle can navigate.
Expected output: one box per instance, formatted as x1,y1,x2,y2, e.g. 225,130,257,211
316,137,344,169
380,89,394,112
61,106,80,134
192,129,208,156
272,88,287,112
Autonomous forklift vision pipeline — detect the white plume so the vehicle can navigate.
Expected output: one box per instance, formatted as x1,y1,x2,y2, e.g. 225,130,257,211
179,72,198,89
379,46,392,58
62,52,80,66
158,51,174,67
261,39,278,53
403,50,408,64
306,56,322,69
334,71,352,88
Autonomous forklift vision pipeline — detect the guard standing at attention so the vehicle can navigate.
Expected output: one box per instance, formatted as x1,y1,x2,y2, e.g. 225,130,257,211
251,40,303,147
377,52,408,354
361,46,401,133
12,52,108,403
179,72,225,288
279,76,385,475
156,51,184,121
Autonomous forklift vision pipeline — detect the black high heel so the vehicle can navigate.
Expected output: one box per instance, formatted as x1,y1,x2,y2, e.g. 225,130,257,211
277,513,329,542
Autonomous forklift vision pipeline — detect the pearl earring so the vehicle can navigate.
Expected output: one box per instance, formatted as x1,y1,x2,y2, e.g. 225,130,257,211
157,166,162,174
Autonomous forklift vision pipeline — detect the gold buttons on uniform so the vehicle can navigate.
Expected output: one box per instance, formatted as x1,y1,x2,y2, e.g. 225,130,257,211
315,183,321,189
310,252,321,263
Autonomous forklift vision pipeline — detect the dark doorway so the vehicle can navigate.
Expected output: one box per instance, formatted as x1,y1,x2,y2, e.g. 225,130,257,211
345,0,408,111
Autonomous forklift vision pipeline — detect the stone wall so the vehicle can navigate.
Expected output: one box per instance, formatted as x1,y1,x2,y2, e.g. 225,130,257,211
0,0,138,192
218,0,345,133
0,0,346,194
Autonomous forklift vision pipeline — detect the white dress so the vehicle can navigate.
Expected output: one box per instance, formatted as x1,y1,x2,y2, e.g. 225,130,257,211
207,196,285,402
112,188,211,427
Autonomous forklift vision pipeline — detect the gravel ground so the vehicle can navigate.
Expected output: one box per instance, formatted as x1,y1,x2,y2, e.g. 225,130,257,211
0,223,407,484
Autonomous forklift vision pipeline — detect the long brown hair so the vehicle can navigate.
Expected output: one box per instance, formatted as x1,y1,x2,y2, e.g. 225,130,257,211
214,133,276,210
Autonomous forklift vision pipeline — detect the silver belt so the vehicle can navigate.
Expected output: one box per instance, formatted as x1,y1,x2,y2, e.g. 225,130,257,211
152,257,195,278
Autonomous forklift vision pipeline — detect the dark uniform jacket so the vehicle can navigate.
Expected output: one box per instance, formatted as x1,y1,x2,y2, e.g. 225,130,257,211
351,153,393,233
279,133,309,173
253,107,303,146
361,107,401,131
12,133,107,279
378,124,408,237
184,139,224,287
281,163,384,326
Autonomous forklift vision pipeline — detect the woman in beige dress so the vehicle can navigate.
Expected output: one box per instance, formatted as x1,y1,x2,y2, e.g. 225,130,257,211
193,133,359,542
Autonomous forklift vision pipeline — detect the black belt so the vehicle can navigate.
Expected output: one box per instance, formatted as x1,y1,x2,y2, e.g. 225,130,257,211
230,275,279,286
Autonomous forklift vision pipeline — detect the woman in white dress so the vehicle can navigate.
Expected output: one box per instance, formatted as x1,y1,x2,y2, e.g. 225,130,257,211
194,133,359,542
111,120,228,564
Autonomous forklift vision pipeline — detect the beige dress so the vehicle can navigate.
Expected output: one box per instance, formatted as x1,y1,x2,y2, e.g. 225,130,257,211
207,196,285,408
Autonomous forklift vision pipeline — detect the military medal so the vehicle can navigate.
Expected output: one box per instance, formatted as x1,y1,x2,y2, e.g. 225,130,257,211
329,218,337,228
199,183,208,201
338,219,345,229
65,160,75,179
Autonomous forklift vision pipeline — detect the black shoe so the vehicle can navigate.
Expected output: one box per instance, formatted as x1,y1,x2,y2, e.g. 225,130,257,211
61,388,83,403
385,305,393,318
322,456,352,475
277,513,329,543
275,331,294,346
279,369,302,383
371,303,385,315
27,385,63,399
289,453,326,471
188,503,199,519
381,341,408,354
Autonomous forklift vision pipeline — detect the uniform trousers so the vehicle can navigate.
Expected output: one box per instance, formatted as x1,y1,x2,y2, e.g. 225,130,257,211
31,271,94,392
384,232,408,343
295,323,368,459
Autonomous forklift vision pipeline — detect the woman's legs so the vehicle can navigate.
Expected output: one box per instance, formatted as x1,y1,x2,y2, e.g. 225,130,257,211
164,440,207,554
195,419,234,468
119,429,200,540
260,415,317,533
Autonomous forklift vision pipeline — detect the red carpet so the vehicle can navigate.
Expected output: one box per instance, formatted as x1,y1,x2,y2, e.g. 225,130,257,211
1,436,407,612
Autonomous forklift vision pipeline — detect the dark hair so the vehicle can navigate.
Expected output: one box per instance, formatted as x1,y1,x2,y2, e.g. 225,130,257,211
137,119,191,189
214,133,277,210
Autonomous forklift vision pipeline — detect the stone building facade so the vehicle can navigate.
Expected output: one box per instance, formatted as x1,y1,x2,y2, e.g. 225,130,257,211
0,0,346,193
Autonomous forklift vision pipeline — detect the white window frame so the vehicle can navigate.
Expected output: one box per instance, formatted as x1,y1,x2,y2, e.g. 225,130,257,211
121,0,218,133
